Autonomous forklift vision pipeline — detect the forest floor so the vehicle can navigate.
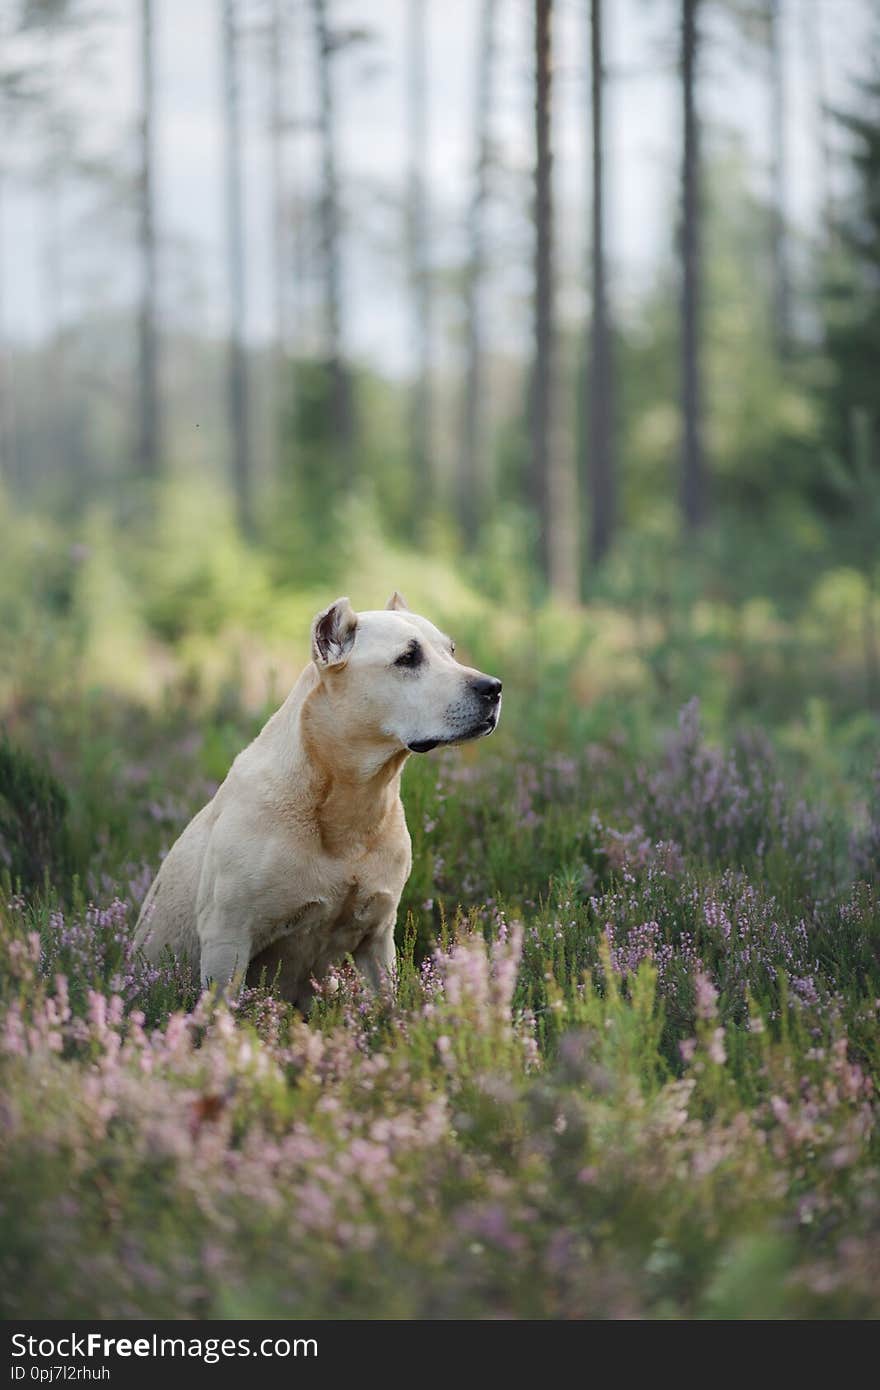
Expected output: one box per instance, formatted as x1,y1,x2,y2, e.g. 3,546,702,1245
2,666,879,1317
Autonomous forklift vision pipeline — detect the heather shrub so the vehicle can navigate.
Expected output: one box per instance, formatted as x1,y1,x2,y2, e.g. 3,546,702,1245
852,761,880,883
631,699,830,888
1,904,877,1319
1,679,879,1318
0,734,71,892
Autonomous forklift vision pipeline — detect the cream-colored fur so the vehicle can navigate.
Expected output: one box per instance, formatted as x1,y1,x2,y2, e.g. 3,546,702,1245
134,593,502,1007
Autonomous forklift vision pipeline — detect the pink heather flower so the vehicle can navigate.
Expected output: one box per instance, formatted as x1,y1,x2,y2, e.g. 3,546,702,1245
440,938,490,1010
514,1009,540,1073
708,1028,727,1066
695,971,718,1021
489,920,523,1014
2,1003,25,1057
88,991,108,1035
770,1095,790,1126
679,1037,697,1063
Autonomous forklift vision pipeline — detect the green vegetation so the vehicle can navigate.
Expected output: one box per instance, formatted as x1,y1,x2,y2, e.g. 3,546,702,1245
1,501,879,1318
1,0,879,1326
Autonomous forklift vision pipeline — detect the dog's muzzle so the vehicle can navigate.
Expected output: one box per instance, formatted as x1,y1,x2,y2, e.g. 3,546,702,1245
471,675,503,705
468,675,502,738
407,675,502,754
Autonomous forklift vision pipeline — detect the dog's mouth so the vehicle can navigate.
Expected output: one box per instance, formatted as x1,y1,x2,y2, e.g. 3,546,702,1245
407,701,501,755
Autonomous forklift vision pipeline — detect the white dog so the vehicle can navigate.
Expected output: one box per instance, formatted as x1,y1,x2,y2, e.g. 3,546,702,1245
134,593,502,1007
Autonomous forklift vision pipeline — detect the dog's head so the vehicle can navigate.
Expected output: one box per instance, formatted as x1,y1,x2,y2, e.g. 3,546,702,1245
310,593,502,754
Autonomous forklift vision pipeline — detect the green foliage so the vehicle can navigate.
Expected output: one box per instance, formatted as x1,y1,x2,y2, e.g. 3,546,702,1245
0,732,70,892
823,72,880,471
1,526,879,1317
2,0,880,1323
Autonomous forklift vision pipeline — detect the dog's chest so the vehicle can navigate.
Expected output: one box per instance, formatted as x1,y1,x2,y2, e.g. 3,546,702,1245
255,871,394,959
246,873,398,998
306,878,385,942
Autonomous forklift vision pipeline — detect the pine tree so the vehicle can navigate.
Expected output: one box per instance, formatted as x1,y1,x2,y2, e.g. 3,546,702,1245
458,0,498,548
822,59,880,708
680,0,706,531
221,0,252,534
583,0,615,572
823,65,880,463
136,0,161,482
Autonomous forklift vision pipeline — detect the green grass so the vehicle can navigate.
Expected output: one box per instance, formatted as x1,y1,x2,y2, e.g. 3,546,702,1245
1,494,879,1318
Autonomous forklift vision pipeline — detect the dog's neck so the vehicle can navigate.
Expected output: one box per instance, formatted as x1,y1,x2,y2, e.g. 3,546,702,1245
284,669,409,853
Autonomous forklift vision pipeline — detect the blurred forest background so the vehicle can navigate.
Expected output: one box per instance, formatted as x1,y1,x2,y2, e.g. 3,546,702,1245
7,1,880,1321
1,0,879,776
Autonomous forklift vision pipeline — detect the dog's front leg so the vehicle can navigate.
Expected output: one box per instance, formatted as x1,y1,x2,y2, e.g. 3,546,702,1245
197,908,252,997
353,924,397,995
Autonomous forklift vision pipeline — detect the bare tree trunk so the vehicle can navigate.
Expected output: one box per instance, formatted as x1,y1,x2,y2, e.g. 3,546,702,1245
801,0,835,246
221,0,252,534
531,0,577,597
268,0,290,479
0,169,18,489
312,0,355,476
458,0,497,548
767,0,791,357
407,0,432,513
268,0,287,359
288,1,306,361
530,0,553,582
136,0,161,482
680,0,706,530
44,144,66,491
584,0,614,572
852,410,880,711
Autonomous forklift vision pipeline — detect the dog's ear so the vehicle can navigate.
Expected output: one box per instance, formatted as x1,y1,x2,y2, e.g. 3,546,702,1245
385,591,409,612
312,597,358,669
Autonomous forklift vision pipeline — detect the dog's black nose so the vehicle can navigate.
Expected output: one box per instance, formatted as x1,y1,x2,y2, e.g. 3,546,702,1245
472,675,502,703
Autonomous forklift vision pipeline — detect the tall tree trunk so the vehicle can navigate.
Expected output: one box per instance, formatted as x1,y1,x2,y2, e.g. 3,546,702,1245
38,26,66,491
531,0,553,582
0,170,18,489
584,0,614,573
801,0,834,247
680,0,706,530
458,0,497,548
407,0,432,514
44,145,66,491
767,0,791,357
312,0,354,475
221,0,251,534
288,1,306,361
136,0,161,482
268,0,290,479
268,0,287,359
531,0,577,596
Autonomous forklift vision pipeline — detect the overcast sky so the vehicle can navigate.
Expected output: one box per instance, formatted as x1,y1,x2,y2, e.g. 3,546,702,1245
0,0,872,375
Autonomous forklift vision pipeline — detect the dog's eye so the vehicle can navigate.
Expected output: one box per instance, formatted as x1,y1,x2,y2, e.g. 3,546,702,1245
394,642,423,670
450,641,456,655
